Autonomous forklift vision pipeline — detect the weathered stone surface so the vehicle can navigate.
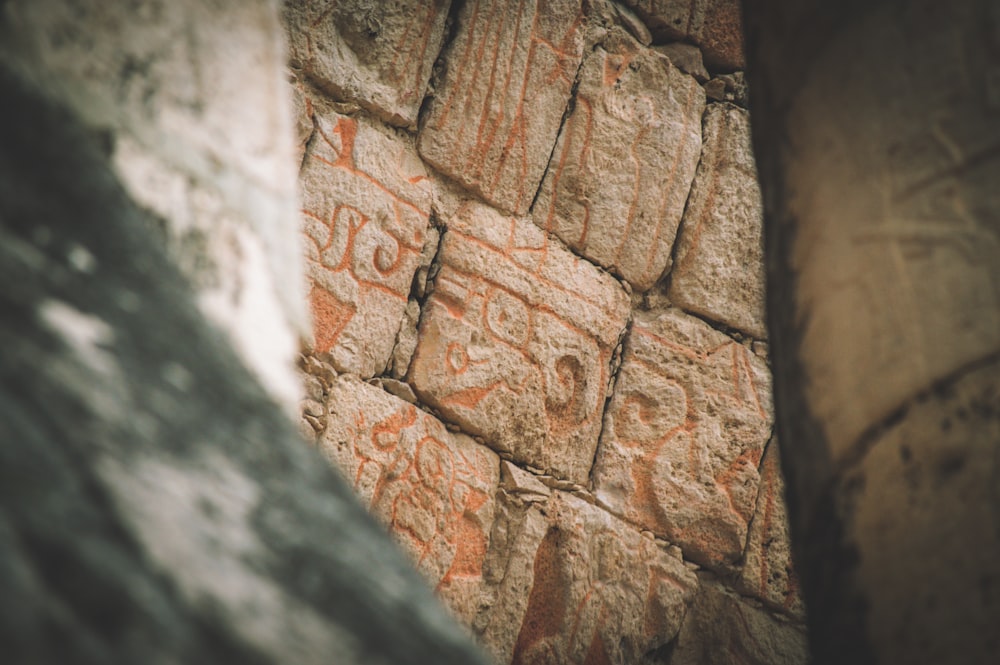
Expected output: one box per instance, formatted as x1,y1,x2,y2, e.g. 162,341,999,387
408,201,630,483
0,0,306,408
611,1,653,45
318,376,500,624
0,67,489,664
284,0,452,129
499,461,552,500
737,440,805,618
668,103,766,339
845,361,1000,664
621,0,745,70
289,73,316,167
300,105,432,378
593,307,773,567
653,42,709,82
704,72,748,105
476,491,699,665
418,0,586,215
671,578,809,665
532,29,705,291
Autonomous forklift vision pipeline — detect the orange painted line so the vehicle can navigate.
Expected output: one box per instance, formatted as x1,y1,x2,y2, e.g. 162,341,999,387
444,233,620,313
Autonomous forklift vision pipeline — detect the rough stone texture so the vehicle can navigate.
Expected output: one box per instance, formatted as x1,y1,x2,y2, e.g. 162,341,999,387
284,0,452,129
318,376,500,625
653,42,709,82
748,3,1000,659
621,0,744,70
668,103,766,339
593,307,773,568
532,29,705,291
408,201,630,483
0,0,305,409
418,0,586,215
300,104,432,378
736,440,805,618
671,578,809,665
290,73,317,167
476,491,699,665
0,64,489,664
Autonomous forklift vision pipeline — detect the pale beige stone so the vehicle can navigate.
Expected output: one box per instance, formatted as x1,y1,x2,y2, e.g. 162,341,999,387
477,491,698,665
611,1,653,45
736,440,805,618
670,577,809,665
284,0,452,129
499,461,551,499
319,376,500,624
418,0,586,215
408,201,630,483
300,105,433,378
669,103,766,339
620,0,745,70
593,307,773,568
533,29,705,292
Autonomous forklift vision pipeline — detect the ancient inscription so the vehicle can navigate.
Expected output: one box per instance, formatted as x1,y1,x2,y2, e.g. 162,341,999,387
300,106,432,378
408,201,630,483
476,491,699,665
593,308,773,568
736,440,805,617
533,29,705,291
284,0,452,128
418,0,586,215
669,103,766,339
319,376,499,623
620,0,745,70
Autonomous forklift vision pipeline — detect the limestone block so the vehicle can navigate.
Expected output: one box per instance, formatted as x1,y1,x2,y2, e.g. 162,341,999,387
736,440,805,618
620,0,745,70
533,29,704,291
477,491,699,665
593,308,773,568
300,106,433,378
408,202,630,483
669,103,766,339
418,0,586,215
318,376,500,624
670,578,809,665
284,0,452,129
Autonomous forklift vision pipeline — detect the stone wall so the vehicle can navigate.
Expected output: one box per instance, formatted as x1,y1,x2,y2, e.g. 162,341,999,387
288,1,808,663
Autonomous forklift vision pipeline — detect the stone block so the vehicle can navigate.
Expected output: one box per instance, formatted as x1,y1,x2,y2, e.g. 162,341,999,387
477,491,699,665
300,106,433,378
736,440,805,618
318,376,500,623
670,578,809,665
593,307,773,568
418,0,586,215
533,29,704,291
408,201,630,483
284,0,452,128
620,0,745,70
668,103,766,339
